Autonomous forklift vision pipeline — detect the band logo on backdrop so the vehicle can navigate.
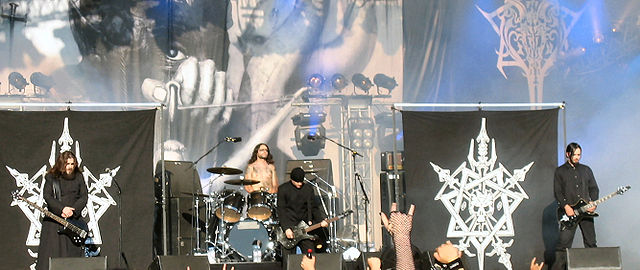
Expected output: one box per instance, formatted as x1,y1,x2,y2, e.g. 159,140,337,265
430,118,532,270
7,117,117,266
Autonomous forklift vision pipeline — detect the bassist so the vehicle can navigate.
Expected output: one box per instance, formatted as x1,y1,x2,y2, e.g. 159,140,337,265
36,151,88,270
552,142,599,270
277,167,328,257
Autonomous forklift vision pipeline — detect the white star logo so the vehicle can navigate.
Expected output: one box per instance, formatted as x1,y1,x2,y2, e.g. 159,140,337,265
8,117,117,268
430,118,532,270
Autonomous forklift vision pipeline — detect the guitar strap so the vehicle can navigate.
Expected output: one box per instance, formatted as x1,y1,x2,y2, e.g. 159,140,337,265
52,176,61,201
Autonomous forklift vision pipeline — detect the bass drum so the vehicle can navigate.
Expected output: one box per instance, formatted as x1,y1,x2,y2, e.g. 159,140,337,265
214,190,244,223
227,220,271,261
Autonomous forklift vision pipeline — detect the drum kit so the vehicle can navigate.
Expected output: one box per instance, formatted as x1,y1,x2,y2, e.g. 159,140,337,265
188,166,280,263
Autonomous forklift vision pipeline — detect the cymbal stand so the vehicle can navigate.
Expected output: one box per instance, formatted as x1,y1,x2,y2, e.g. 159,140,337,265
193,194,203,254
211,193,233,261
308,172,341,252
203,195,214,249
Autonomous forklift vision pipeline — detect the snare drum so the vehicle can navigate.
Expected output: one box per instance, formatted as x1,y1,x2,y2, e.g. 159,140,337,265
214,190,244,223
247,191,273,221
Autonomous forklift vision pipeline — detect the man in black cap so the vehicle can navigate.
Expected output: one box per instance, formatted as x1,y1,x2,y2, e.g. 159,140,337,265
277,167,328,257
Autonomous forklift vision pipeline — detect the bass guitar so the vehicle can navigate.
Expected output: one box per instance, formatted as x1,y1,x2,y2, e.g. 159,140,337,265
12,192,90,246
276,210,353,249
558,185,630,230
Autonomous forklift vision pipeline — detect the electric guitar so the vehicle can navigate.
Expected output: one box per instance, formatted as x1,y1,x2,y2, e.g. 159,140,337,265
558,185,630,230
275,210,353,249
12,193,90,246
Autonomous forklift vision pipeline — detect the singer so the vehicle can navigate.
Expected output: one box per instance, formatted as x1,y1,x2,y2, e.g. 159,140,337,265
244,143,279,194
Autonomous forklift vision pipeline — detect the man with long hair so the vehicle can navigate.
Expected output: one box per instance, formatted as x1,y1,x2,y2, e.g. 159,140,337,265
36,151,88,270
244,143,278,194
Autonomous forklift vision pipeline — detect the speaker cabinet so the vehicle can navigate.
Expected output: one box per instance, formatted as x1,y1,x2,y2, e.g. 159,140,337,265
155,160,201,198
148,255,209,270
154,161,203,255
286,253,343,270
567,247,622,270
49,256,107,270
168,197,206,255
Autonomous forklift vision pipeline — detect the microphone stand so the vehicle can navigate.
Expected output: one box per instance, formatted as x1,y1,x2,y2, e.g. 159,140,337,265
190,140,225,170
309,134,367,256
310,172,342,252
188,138,234,253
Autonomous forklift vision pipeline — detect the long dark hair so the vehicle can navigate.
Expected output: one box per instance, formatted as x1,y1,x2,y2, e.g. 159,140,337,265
248,143,274,164
48,151,82,176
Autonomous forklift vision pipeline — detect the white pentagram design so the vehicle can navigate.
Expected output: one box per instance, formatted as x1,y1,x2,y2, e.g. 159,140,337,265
430,118,532,270
7,117,117,269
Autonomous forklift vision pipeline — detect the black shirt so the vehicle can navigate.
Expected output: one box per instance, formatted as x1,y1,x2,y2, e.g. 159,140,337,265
277,181,326,231
554,161,599,206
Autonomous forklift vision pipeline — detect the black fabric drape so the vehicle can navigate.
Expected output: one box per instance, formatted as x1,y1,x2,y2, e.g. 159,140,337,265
402,109,558,269
0,110,155,270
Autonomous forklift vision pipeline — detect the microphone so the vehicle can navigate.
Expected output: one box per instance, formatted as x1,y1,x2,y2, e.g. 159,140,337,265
224,137,242,142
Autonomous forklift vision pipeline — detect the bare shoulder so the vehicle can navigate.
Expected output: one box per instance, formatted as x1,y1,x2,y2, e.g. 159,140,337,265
268,164,276,170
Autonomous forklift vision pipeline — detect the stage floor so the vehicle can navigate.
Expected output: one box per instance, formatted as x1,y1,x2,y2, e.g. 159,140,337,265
209,261,360,270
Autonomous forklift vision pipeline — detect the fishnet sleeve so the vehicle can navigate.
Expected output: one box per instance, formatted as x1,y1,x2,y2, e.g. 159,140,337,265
389,211,415,270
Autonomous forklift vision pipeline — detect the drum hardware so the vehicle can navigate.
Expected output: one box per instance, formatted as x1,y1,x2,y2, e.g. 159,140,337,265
186,185,283,262
206,166,243,175
303,172,341,253
223,179,260,185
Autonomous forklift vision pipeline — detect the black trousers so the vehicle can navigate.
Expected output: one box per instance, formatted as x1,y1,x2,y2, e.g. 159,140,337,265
282,239,315,255
552,217,597,270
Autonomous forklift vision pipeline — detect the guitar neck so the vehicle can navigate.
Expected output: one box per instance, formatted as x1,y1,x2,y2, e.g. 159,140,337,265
304,215,341,233
20,198,82,234
580,190,618,211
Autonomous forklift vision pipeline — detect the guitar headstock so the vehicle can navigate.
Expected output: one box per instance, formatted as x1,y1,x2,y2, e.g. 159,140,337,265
340,210,354,218
617,185,631,195
10,190,24,202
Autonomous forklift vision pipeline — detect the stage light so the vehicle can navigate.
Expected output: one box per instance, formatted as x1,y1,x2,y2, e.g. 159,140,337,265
292,112,327,156
8,72,28,91
30,72,55,91
351,73,373,94
307,73,324,89
348,117,374,149
373,73,397,94
330,73,348,91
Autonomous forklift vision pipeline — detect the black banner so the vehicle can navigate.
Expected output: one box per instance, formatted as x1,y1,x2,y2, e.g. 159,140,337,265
0,110,155,269
402,109,558,270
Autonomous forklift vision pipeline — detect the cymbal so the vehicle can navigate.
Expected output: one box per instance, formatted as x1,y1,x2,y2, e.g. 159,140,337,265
224,179,260,185
207,166,243,175
180,192,216,198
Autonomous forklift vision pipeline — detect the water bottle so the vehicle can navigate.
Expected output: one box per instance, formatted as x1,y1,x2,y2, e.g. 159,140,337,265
252,240,262,262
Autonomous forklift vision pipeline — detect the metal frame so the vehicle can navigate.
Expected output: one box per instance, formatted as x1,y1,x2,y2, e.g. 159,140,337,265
0,102,167,255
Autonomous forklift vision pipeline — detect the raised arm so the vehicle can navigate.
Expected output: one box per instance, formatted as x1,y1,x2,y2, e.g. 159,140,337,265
380,203,415,270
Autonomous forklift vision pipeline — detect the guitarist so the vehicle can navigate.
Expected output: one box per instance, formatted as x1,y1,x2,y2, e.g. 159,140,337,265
36,151,88,270
552,142,599,270
277,167,328,258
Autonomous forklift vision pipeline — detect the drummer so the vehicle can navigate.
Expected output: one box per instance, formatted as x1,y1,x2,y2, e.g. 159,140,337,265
244,143,278,194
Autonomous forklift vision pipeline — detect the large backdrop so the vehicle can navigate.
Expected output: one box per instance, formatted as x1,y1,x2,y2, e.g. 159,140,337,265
1,0,639,266
402,109,558,270
0,110,155,269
